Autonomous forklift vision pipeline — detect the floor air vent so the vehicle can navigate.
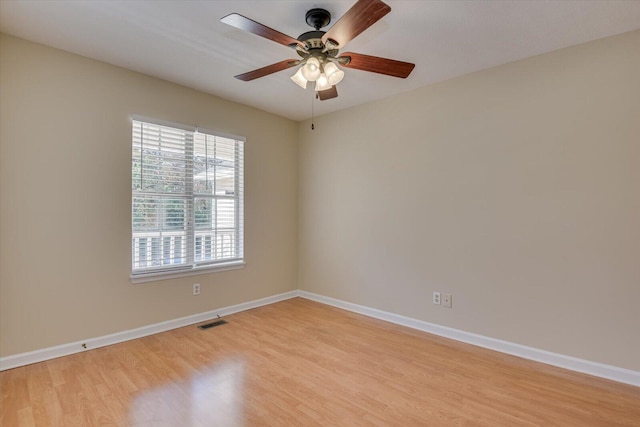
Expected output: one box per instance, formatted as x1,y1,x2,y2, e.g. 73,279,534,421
198,319,228,330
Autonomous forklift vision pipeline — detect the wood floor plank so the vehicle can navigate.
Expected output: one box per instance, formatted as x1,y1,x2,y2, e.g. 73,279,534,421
1,298,639,426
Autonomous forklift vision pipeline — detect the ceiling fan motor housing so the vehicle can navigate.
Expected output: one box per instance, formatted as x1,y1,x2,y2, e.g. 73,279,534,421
300,9,333,54
298,30,325,47
296,30,338,60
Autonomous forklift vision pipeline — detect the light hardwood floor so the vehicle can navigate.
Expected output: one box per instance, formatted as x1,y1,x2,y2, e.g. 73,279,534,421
1,297,638,426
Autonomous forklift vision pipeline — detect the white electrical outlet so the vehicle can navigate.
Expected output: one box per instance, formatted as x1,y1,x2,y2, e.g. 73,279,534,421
433,292,441,305
442,293,452,308
193,283,201,296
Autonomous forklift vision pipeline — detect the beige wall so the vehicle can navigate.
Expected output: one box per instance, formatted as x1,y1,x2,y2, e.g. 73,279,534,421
298,30,640,371
2,29,639,373
0,34,298,356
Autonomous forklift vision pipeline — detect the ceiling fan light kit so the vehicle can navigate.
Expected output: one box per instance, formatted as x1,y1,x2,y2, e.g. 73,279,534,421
323,62,345,86
290,68,308,89
221,0,415,101
301,57,321,81
315,73,332,92
293,56,345,91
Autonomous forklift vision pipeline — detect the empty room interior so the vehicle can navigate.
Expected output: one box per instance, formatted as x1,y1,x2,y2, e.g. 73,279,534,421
1,1,639,425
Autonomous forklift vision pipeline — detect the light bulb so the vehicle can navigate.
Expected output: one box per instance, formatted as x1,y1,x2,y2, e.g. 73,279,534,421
323,61,345,86
290,67,308,89
301,57,321,82
315,73,331,92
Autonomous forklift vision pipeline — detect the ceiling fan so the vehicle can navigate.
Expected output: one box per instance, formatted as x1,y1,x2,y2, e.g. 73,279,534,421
220,0,415,101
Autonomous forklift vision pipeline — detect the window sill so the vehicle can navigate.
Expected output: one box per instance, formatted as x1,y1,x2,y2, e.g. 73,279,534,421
130,261,245,284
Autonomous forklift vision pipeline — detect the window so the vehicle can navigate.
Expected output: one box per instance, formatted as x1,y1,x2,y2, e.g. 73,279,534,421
131,117,244,282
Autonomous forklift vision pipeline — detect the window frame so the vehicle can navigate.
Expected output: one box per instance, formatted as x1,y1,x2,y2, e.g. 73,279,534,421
130,115,245,283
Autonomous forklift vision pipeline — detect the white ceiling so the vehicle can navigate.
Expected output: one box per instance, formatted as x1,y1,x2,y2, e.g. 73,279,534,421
2,1,640,121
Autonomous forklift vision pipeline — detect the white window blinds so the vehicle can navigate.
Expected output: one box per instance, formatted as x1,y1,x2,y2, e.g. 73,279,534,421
131,118,244,279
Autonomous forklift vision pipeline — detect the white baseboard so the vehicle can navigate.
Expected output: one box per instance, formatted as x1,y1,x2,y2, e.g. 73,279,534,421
3,289,638,388
297,290,640,388
0,290,298,371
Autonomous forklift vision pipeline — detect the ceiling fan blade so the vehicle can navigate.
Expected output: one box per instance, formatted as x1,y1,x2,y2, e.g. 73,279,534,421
317,86,338,101
339,52,415,78
234,59,300,81
221,13,305,49
321,0,391,48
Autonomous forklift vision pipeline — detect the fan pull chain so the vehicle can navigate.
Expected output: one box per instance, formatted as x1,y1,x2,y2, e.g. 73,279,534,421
311,92,316,130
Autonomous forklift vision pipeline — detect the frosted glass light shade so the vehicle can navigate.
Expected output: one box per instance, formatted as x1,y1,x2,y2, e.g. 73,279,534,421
324,61,345,85
290,68,308,89
315,73,331,92
301,57,321,81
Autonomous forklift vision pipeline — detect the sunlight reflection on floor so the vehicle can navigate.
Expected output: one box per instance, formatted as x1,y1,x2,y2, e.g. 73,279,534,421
129,359,245,427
